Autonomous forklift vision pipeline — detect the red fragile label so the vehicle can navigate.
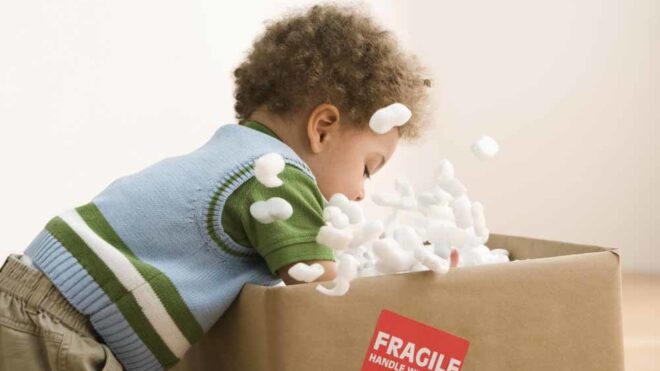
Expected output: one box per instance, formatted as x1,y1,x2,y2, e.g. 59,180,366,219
361,309,470,371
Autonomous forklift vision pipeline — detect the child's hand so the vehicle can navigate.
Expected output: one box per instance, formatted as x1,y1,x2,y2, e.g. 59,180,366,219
450,247,460,268
277,259,337,285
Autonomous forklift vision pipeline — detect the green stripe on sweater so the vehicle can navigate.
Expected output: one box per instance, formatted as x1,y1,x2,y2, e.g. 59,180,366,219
45,216,178,368
206,164,259,258
75,202,204,345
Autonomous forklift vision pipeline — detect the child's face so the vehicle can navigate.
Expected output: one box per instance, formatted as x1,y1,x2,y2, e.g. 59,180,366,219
307,123,399,203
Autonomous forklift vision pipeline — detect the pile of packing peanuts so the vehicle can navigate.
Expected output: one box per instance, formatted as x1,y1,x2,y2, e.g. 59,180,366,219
250,103,507,296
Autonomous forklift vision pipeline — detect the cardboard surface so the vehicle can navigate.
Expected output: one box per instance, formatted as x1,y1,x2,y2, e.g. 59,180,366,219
172,234,624,371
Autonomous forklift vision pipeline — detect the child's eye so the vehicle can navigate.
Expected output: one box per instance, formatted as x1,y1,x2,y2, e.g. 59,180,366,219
363,166,371,179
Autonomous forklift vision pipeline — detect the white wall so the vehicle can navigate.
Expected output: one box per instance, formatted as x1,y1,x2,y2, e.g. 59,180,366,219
367,0,659,273
1,0,657,273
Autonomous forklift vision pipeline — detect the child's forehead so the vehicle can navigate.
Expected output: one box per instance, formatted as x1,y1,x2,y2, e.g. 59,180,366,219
349,127,400,156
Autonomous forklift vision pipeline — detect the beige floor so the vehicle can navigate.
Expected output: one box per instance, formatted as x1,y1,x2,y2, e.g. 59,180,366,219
622,273,660,371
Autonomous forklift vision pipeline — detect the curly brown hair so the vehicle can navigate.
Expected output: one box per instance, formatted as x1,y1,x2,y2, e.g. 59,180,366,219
232,3,431,140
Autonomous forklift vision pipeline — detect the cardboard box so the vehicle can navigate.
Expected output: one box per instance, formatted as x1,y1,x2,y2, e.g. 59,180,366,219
171,234,624,371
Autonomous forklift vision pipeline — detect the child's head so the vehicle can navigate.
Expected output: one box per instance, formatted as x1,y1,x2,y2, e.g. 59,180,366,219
233,4,430,201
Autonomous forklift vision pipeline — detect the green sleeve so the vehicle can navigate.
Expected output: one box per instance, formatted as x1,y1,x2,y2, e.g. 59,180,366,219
221,164,336,275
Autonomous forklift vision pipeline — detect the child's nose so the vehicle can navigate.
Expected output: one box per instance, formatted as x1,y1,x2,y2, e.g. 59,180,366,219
354,188,365,202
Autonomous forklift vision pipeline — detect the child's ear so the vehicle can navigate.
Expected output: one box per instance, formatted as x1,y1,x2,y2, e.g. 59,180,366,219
306,104,340,154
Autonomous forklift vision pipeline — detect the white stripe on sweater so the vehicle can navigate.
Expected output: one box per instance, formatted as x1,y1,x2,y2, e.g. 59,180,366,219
59,208,190,358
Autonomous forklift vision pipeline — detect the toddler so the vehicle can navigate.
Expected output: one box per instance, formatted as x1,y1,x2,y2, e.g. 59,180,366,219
0,4,431,370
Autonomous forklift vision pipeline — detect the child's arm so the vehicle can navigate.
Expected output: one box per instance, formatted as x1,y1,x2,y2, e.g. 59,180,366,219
221,163,336,283
276,259,337,285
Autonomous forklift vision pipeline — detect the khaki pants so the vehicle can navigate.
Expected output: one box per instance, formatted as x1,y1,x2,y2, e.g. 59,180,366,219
0,254,123,371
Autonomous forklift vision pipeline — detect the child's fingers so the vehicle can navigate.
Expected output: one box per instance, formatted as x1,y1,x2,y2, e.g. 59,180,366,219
449,247,459,268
